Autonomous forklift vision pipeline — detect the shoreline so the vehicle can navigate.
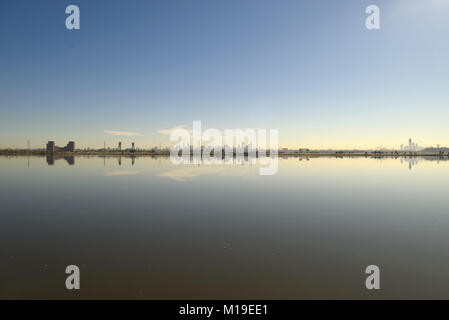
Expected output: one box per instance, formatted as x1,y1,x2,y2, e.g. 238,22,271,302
1,150,449,158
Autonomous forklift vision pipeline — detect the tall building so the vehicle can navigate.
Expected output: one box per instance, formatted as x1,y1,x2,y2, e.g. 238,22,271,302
64,141,75,152
47,141,55,152
402,138,422,152
46,141,75,152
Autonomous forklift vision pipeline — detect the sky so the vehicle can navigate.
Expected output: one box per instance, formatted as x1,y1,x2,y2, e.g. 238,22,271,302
1,0,448,150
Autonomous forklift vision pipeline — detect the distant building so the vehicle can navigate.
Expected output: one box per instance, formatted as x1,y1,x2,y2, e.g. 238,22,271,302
63,141,75,152
46,141,75,153
47,141,55,152
401,138,422,152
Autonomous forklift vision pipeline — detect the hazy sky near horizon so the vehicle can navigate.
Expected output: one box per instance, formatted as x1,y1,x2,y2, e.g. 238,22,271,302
1,0,448,149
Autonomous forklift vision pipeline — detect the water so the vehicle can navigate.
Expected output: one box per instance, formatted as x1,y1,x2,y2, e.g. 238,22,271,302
1,155,449,299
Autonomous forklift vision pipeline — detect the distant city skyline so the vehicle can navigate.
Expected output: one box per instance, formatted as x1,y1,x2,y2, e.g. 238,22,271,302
1,0,449,149
3,136,447,152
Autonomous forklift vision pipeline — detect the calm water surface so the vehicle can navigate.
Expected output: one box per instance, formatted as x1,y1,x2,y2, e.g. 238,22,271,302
1,155,449,299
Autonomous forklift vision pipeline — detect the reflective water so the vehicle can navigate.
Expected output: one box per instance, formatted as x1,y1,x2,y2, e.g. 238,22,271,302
1,155,449,299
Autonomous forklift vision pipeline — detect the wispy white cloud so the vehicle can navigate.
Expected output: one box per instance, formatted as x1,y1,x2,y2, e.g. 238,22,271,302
104,170,140,177
104,130,142,136
157,125,191,136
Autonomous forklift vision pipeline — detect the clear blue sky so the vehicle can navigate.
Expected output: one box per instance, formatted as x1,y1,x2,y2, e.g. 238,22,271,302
1,0,448,149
